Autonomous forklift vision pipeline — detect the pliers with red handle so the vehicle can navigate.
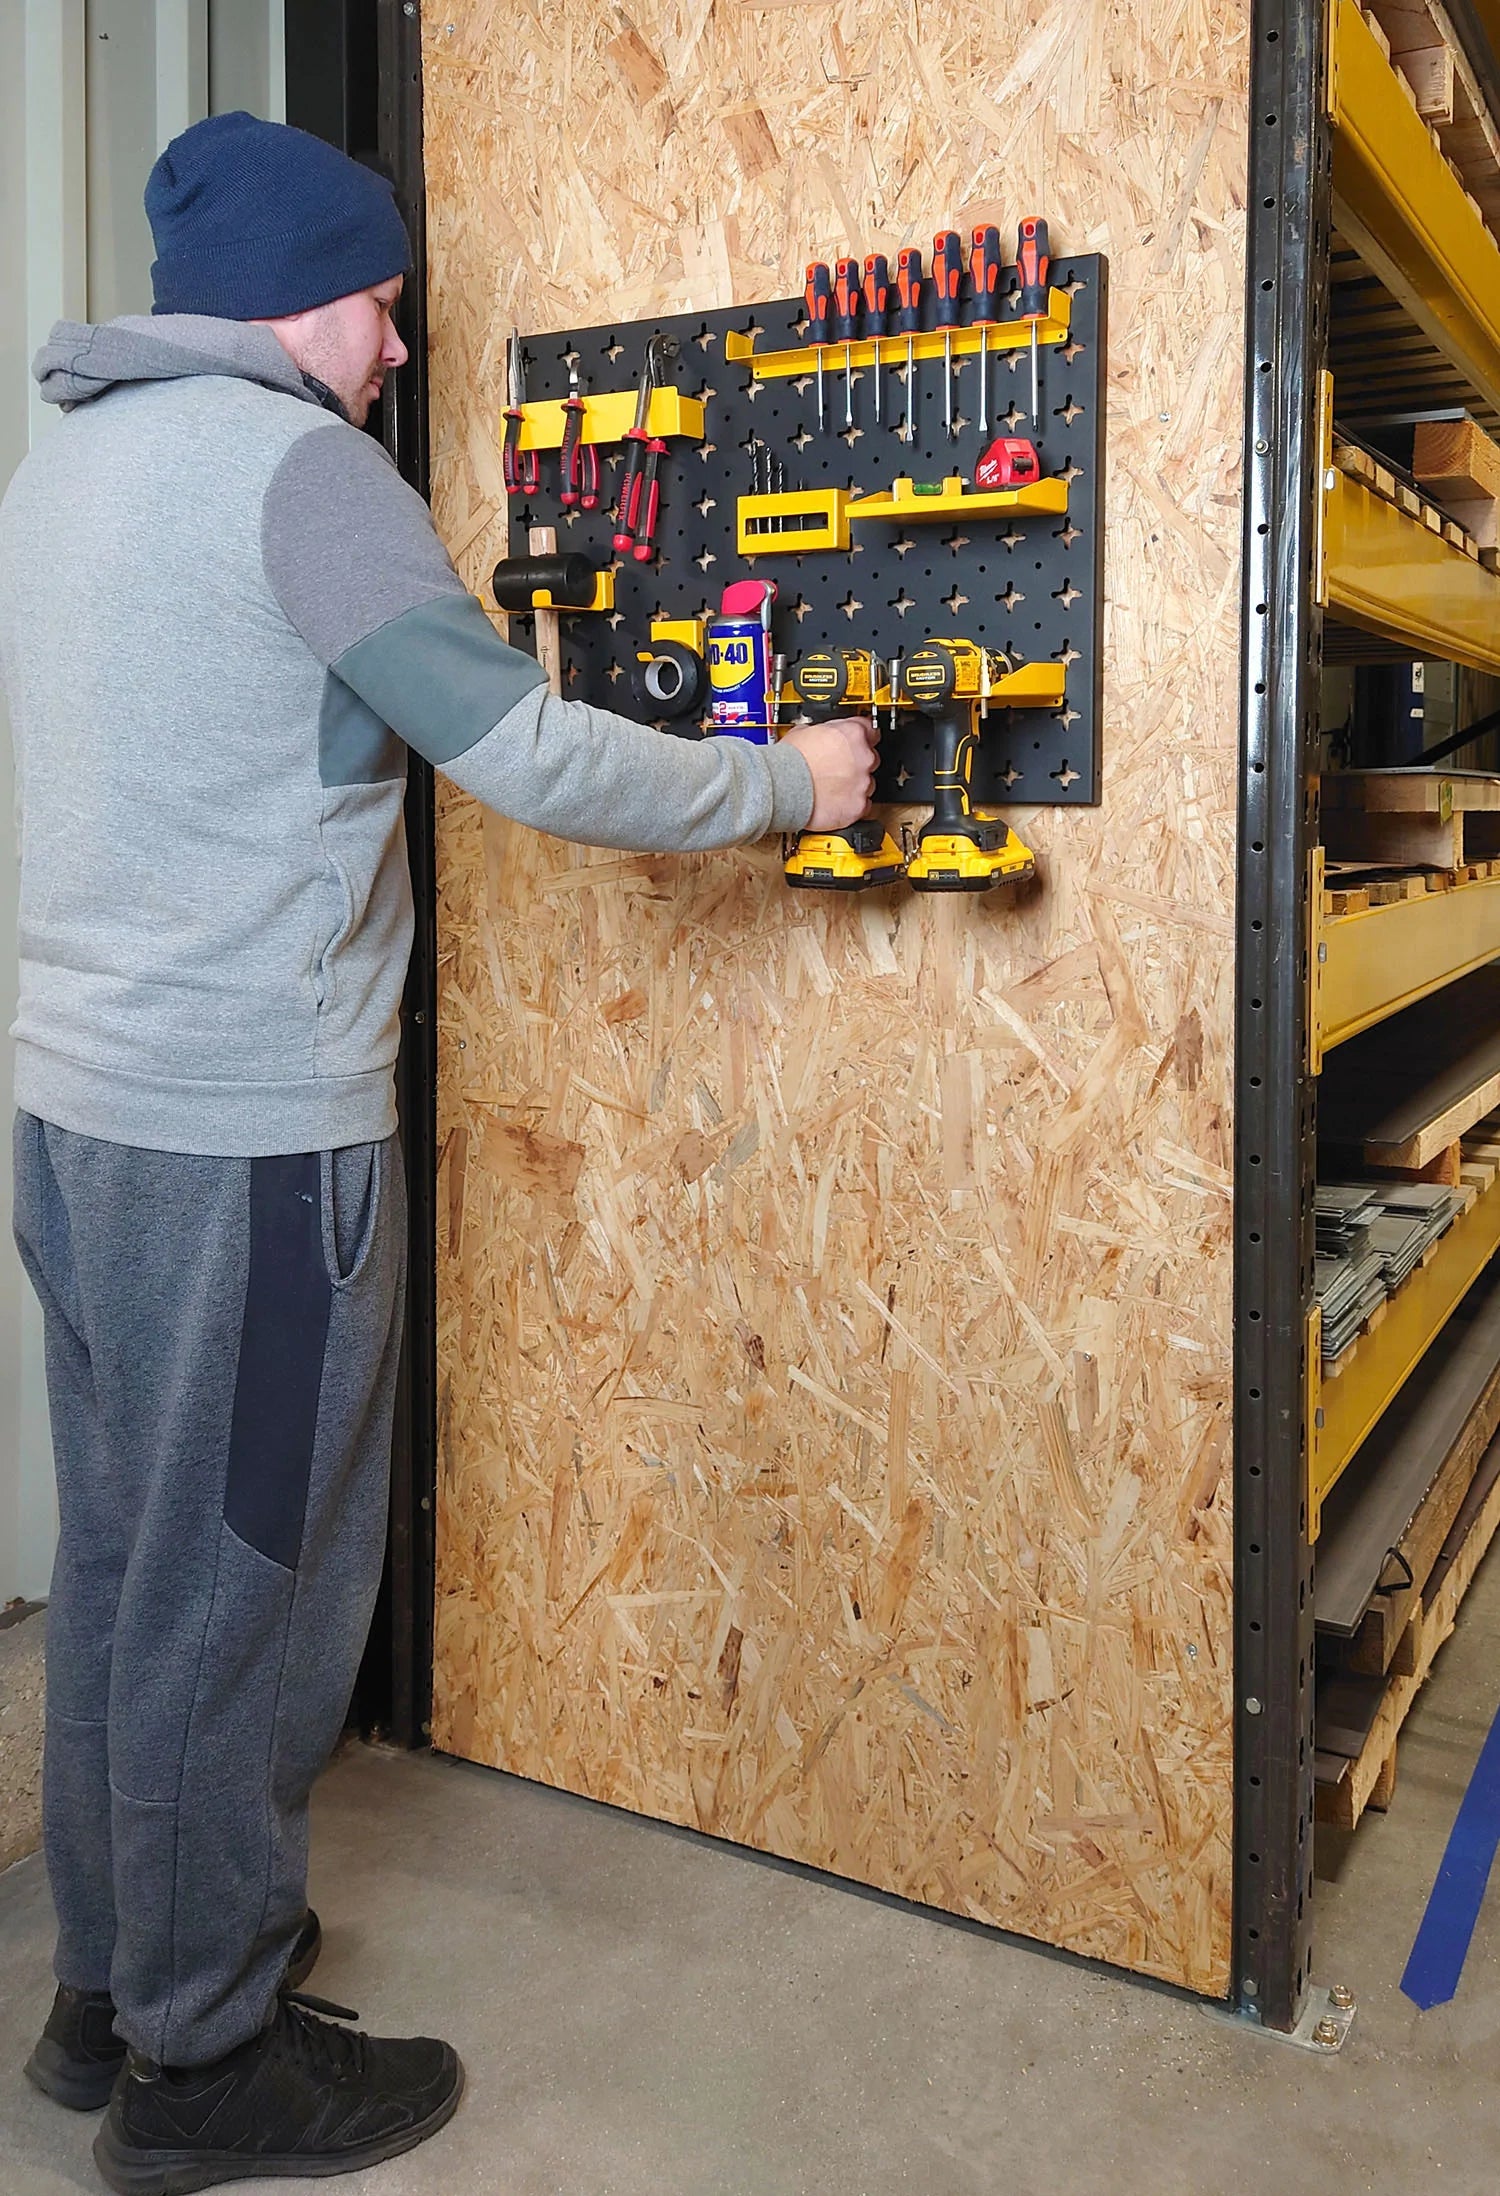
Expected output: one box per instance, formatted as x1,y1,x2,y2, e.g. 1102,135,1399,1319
559,363,599,511
502,331,540,497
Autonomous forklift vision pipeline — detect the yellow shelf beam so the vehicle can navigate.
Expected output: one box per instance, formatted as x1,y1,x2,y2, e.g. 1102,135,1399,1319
1311,1168,1500,1536
1327,0,1500,419
1312,852,1500,1067
1320,466,1500,673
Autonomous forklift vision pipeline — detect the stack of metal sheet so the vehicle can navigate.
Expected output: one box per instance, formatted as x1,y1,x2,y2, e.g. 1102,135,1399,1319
1315,1184,1381,1258
1314,1180,1462,1363
1315,1248,1389,1360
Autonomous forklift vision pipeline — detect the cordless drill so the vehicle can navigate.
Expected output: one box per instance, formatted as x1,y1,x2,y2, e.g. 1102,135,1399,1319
782,650,904,890
898,640,1036,891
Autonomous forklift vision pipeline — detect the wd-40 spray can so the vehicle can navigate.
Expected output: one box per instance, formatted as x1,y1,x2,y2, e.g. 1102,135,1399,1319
708,579,778,741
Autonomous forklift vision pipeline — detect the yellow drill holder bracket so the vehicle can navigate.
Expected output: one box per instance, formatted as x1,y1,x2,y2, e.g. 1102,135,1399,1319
648,615,707,656
529,570,616,614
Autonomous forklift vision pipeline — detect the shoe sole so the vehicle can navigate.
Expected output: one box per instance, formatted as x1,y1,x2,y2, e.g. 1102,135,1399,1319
26,1919,321,2116
24,2035,120,2113
91,2062,463,2196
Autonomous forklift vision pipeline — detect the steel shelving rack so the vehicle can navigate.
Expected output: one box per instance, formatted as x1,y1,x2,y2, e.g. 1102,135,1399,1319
1240,0,1500,2030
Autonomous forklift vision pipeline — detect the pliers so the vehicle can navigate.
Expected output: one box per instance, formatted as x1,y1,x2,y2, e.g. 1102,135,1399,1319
559,363,599,512
502,331,540,498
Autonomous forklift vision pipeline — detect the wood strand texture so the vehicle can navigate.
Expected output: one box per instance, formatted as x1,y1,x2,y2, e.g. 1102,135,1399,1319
424,0,1247,1996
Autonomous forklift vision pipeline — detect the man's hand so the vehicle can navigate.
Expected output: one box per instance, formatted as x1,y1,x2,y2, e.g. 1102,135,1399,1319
779,716,880,831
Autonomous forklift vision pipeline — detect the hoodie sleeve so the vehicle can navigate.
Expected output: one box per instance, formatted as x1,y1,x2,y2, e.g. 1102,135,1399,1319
260,423,813,846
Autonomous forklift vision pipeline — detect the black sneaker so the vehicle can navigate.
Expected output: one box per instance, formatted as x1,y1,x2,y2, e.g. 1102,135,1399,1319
93,1992,463,2195
24,1910,323,2113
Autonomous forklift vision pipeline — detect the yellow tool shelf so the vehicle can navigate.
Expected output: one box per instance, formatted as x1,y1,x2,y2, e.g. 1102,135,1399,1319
845,475,1069,524
516,388,704,449
1310,1166,1500,1536
1327,0,1500,420
723,292,1072,383
1312,851,1500,1068
1319,463,1500,674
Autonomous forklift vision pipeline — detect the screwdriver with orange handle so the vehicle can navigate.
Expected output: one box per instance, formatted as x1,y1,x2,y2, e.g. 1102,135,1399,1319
896,246,923,445
863,254,890,426
833,257,861,429
804,260,832,434
932,229,964,442
969,225,1002,437
1016,215,1051,429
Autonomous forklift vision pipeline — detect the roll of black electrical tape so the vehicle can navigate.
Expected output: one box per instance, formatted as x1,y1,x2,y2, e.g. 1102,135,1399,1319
632,642,707,721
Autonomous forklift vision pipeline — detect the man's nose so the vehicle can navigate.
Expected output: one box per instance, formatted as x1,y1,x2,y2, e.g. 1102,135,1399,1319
383,326,410,369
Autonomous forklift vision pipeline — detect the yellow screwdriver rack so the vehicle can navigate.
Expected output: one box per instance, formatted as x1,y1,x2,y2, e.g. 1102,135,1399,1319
724,289,1072,382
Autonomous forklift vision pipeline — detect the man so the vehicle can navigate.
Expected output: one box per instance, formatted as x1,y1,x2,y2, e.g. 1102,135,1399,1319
0,111,876,2193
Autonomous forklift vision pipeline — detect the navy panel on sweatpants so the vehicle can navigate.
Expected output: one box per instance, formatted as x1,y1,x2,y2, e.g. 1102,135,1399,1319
224,1153,332,1571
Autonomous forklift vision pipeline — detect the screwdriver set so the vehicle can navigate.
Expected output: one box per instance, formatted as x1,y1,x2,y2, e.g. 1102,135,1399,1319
494,232,1107,838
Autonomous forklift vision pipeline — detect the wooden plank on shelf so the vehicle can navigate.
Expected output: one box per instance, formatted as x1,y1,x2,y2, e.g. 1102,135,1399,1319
1397,44,1455,124
1316,1260,1500,1644
1413,416,1500,548
1318,967,1500,1166
1362,4,1392,58
1363,872,1435,902
1413,415,1500,497
1322,768,1500,812
1317,1665,1387,1758
1322,810,1466,867
1363,0,1500,232
1316,1430,1500,1829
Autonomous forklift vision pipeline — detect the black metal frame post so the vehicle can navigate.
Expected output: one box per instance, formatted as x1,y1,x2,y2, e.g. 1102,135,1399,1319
1233,0,1328,2029
376,0,437,1748
288,0,436,1745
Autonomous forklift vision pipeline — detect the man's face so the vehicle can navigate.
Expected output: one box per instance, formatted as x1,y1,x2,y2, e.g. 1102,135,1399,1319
262,277,409,427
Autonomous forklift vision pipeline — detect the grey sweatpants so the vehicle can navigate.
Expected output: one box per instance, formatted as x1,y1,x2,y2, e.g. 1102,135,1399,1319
11,1112,406,2068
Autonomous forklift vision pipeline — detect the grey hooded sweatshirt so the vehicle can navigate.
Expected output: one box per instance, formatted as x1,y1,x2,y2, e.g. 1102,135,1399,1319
0,317,813,1157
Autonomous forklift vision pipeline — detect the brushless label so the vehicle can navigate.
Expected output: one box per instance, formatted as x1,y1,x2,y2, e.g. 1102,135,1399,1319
794,654,849,711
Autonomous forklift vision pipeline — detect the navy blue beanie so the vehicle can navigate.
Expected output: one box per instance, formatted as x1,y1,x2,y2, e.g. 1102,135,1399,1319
146,112,412,319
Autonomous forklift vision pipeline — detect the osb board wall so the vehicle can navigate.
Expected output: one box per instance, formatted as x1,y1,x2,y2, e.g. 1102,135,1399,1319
425,0,1247,1995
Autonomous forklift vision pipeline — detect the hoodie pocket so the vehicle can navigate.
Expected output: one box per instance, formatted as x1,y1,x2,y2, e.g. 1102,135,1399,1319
311,851,358,1012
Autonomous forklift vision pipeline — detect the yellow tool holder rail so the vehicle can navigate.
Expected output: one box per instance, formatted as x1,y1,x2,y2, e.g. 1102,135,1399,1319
724,291,1072,382
768,659,1066,717
1311,848,1500,1068
1310,1167,1500,1535
515,388,705,450
965,660,1066,707
1327,0,1500,419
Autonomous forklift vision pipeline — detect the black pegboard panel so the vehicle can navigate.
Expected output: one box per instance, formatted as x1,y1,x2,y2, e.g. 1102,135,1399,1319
499,254,1106,806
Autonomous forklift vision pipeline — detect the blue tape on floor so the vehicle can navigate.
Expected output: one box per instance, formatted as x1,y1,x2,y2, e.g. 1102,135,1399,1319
1401,1692,1500,2009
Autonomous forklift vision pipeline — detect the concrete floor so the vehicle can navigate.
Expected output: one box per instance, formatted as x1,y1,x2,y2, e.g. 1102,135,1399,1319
5,1561,1500,2195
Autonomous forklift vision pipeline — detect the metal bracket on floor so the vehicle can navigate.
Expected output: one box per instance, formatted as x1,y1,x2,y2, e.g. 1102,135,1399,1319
1201,1982,1357,2053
